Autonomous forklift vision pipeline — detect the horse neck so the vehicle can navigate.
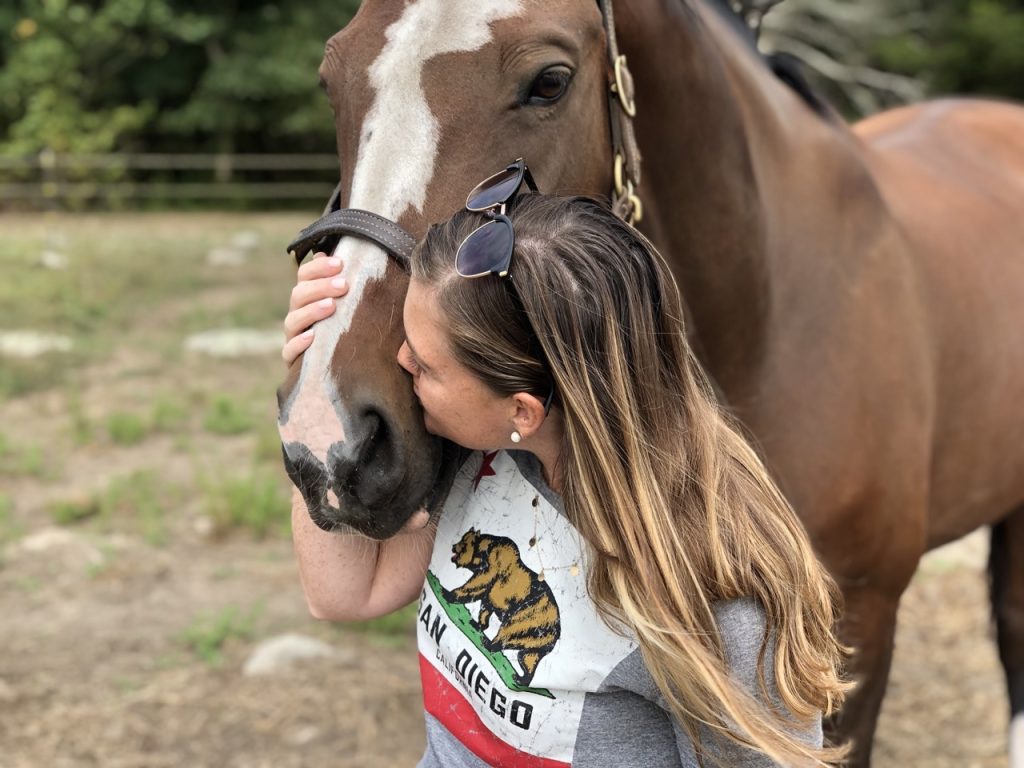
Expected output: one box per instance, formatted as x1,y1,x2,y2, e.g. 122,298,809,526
617,0,881,401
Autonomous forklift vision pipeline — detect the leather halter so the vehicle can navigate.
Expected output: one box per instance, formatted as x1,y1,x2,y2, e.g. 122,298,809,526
287,0,643,267
286,183,418,268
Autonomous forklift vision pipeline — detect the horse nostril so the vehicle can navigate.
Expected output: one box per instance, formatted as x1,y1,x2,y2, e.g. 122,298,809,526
359,410,391,469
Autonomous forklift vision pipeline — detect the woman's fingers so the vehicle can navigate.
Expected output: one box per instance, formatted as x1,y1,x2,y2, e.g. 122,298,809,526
283,296,339,340
289,274,349,314
282,328,316,367
283,253,349,366
296,253,342,283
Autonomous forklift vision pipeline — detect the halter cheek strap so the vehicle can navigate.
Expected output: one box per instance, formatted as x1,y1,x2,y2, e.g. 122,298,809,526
599,0,644,225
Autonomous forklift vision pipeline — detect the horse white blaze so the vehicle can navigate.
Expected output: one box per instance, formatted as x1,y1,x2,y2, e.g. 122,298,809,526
279,0,524,470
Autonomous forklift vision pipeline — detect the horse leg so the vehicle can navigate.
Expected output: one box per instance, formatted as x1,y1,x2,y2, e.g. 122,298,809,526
989,505,1024,768
825,586,904,767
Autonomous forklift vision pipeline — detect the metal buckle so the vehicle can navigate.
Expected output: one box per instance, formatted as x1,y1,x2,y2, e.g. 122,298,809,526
613,153,643,225
612,55,637,118
614,153,626,197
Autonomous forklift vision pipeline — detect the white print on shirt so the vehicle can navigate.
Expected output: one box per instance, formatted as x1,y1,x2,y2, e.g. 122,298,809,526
417,451,637,763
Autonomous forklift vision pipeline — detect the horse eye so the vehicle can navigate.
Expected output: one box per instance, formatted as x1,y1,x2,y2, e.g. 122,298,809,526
527,67,572,105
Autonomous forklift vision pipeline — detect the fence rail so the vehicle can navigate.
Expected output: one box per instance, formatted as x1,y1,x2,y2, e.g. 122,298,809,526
0,151,339,205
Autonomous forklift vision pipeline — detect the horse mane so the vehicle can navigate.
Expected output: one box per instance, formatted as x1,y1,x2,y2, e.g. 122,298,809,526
703,0,835,121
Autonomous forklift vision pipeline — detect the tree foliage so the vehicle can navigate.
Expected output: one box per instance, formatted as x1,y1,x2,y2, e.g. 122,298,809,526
1,0,1021,156
876,0,1024,103
0,0,359,156
762,0,1024,117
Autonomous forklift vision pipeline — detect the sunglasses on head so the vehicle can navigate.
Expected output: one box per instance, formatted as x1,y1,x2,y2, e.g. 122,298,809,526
455,158,539,279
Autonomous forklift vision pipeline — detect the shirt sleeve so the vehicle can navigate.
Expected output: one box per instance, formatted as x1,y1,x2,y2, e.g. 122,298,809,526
683,598,823,766
574,598,822,768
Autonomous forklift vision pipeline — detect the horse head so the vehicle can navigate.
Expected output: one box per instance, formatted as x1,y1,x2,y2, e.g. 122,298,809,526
278,0,624,539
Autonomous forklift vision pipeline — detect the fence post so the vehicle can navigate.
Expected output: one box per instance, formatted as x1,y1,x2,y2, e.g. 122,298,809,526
214,153,233,184
39,148,59,211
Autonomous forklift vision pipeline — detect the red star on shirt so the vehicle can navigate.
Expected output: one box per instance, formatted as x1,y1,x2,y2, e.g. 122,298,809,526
473,450,499,491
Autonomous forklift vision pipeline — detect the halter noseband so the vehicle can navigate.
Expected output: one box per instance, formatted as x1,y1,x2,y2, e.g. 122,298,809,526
287,0,643,267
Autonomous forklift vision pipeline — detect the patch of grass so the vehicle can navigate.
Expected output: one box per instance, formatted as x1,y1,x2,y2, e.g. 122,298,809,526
151,395,189,433
112,675,143,693
180,604,261,666
17,445,46,477
0,494,21,544
86,541,118,579
49,494,102,525
171,434,193,453
66,386,94,445
102,471,172,546
203,395,255,435
106,412,148,445
48,470,175,545
204,473,290,539
0,230,204,336
253,423,284,464
0,434,52,479
0,356,75,399
13,575,42,592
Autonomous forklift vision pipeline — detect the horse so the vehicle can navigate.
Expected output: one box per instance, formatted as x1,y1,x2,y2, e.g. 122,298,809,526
275,1,1024,763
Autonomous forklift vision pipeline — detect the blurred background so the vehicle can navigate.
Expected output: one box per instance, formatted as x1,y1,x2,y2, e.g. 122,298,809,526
0,1,1020,766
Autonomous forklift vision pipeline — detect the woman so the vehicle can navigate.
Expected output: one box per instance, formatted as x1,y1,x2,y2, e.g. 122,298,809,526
282,176,849,767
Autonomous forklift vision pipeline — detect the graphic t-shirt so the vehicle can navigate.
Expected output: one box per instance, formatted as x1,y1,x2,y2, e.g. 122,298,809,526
416,450,821,768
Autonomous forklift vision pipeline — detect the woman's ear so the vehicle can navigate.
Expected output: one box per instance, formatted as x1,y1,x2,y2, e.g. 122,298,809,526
510,391,548,440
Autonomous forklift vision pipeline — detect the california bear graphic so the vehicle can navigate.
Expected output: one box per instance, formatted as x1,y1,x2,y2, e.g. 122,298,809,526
445,528,560,686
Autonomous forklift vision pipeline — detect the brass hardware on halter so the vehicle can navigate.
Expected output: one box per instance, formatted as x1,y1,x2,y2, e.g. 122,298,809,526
613,153,643,225
614,153,626,197
626,186,643,224
599,0,644,225
612,55,637,118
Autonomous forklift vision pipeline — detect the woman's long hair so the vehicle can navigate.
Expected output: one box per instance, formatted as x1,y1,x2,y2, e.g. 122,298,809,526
412,194,850,766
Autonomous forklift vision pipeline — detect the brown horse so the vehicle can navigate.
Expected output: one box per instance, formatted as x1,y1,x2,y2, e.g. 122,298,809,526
276,0,1024,763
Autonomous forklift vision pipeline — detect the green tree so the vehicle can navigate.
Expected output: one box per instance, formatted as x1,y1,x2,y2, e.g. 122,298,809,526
0,0,358,156
763,0,1024,117
876,0,1024,102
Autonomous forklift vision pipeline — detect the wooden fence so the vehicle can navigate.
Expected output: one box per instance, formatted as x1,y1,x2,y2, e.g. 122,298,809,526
0,151,338,206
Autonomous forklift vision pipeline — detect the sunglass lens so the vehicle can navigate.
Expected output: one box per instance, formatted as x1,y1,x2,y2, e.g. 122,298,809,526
456,218,514,277
466,167,522,211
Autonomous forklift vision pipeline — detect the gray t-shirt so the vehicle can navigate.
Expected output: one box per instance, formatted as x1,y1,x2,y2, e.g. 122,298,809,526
416,450,821,767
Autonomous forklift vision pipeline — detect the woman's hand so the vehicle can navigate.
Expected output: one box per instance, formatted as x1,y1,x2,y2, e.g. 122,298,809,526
282,252,350,366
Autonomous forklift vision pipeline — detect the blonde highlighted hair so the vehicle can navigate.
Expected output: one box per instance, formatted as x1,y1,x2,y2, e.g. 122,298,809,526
412,194,850,766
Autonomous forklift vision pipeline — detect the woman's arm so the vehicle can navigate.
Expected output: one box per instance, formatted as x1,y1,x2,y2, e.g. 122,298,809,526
291,488,435,621
283,253,434,621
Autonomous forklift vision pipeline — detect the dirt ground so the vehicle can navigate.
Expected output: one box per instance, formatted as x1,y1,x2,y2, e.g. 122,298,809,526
0,213,1011,767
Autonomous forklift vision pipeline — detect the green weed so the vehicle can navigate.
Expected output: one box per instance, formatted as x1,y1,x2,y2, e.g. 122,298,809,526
151,396,189,433
102,471,171,546
0,494,21,544
253,423,284,464
0,436,51,479
86,541,118,578
0,356,73,399
66,386,94,445
180,605,261,666
49,494,102,525
106,412,148,445
48,470,173,545
204,473,290,539
203,395,254,435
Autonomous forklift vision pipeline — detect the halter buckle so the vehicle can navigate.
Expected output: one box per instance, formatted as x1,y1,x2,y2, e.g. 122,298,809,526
612,55,637,118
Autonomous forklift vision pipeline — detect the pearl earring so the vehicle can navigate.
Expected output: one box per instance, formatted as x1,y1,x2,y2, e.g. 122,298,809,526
510,431,522,444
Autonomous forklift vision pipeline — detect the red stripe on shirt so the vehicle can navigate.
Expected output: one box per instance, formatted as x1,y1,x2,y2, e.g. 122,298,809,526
419,654,570,768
